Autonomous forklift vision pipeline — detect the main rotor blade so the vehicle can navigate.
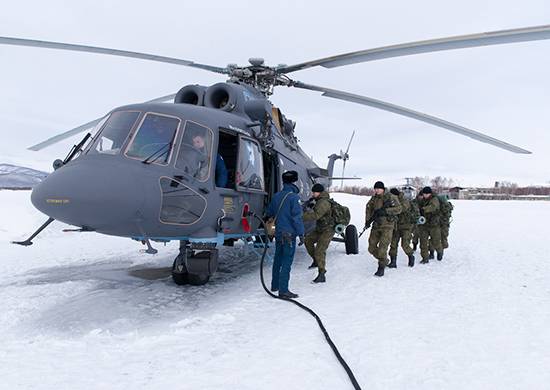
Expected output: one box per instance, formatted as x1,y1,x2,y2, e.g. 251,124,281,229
292,81,531,154
28,93,176,151
279,24,550,73
0,36,228,74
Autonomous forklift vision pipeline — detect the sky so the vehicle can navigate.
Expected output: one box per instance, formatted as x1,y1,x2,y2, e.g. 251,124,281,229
1,0,550,187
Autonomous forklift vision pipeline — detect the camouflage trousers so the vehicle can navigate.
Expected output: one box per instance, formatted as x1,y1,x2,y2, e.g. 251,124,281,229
389,228,414,257
419,225,442,260
368,227,394,265
304,228,334,272
412,226,419,248
428,223,450,250
441,223,450,249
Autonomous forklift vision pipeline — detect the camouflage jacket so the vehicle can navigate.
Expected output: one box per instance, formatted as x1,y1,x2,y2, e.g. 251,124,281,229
365,192,402,229
396,193,418,230
419,194,440,226
303,191,333,231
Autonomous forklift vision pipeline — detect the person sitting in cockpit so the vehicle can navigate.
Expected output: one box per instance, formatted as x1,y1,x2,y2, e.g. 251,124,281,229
179,132,228,187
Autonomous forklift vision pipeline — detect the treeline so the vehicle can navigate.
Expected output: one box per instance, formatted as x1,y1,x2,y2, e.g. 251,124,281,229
335,176,457,195
335,176,550,196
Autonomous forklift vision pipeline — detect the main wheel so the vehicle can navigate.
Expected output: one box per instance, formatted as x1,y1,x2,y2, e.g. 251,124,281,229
344,224,359,255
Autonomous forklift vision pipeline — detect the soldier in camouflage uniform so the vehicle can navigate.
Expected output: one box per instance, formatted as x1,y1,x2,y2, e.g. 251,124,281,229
439,196,454,249
418,186,443,263
411,192,422,252
388,188,418,267
303,183,333,283
364,181,402,277
427,194,454,256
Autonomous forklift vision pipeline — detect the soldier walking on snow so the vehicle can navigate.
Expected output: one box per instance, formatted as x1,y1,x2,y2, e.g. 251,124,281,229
303,183,333,283
418,186,443,263
388,188,418,268
364,181,402,277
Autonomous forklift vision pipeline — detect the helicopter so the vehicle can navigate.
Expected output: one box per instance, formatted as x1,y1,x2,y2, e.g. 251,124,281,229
3,24,549,285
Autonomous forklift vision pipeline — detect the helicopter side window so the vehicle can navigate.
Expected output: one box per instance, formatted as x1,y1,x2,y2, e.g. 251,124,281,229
237,138,264,192
126,113,180,164
92,111,140,155
175,121,213,182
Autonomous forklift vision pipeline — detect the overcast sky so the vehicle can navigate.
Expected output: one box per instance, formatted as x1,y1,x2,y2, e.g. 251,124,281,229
1,0,550,187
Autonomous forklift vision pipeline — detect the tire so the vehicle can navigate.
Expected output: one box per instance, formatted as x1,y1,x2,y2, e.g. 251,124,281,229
187,273,210,286
172,272,189,285
344,224,359,255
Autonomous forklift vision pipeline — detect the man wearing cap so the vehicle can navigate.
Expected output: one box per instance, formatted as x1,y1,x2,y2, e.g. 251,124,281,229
388,188,417,267
265,170,305,299
303,183,333,283
364,181,402,276
418,186,443,263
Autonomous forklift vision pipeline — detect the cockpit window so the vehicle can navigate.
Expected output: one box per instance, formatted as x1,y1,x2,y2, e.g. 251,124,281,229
126,113,180,164
92,111,140,155
175,121,213,181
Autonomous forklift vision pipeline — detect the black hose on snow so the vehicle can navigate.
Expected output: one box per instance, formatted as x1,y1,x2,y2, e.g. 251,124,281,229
251,214,363,390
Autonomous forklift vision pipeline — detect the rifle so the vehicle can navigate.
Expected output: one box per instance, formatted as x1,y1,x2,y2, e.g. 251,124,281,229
358,199,393,238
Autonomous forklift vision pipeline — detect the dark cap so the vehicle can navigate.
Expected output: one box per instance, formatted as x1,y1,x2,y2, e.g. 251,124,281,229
421,186,433,194
282,170,298,183
374,181,385,189
390,188,400,196
312,183,325,193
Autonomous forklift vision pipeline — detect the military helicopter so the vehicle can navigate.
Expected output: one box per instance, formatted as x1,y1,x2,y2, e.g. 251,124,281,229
3,24,549,285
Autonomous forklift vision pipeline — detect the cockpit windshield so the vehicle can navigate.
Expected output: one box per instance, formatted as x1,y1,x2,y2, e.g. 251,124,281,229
92,111,140,155
126,113,180,164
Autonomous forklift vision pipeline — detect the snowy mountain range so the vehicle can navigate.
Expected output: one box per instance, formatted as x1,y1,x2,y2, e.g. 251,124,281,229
0,163,49,189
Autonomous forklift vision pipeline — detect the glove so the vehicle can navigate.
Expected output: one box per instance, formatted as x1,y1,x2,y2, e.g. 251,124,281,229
298,235,305,246
374,208,386,218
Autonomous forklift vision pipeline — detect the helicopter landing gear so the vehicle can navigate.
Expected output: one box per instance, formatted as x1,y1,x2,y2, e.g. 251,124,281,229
171,241,219,286
344,225,359,255
331,224,359,255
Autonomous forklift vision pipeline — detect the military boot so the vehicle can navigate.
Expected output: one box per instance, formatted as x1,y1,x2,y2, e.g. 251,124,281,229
437,251,443,261
279,291,299,299
374,263,385,277
308,261,317,269
408,254,415,267
388,255,397,268
429,250,435,259
420,258,429,264
313,271,326,283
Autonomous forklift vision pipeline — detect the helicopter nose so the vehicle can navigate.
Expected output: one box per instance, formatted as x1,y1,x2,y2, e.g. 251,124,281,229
31,161,146,230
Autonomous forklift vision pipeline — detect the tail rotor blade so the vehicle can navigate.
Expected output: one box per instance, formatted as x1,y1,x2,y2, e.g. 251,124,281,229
341,160,347,189
345,130,355,155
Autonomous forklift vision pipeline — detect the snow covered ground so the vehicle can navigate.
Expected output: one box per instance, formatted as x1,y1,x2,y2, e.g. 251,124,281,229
1,191,549,390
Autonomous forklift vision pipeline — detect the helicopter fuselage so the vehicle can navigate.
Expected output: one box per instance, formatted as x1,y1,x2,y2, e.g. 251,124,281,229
31,84,320,246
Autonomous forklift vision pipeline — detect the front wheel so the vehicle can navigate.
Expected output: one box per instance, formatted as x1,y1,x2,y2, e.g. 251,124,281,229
344,224,359,255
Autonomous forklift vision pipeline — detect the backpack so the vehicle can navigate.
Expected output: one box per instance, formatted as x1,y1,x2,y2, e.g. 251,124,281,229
329,199,351,227
437,194,454,221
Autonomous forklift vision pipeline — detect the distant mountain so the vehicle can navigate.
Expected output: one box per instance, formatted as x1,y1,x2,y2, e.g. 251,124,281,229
0,163,49,190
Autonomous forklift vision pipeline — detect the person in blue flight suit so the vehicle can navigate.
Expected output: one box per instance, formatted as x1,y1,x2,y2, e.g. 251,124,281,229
265,170,305,299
